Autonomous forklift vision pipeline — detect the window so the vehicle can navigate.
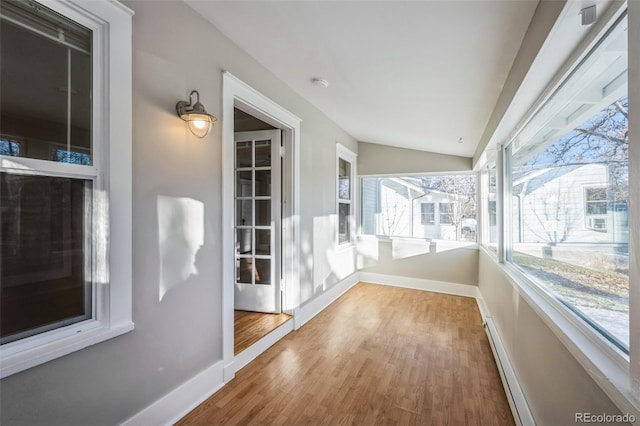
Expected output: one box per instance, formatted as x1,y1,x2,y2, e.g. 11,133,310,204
439,202,453,225
0,139,20,156
361,174,476,242
420,203,435,225
585,187,608,231
0,0,133,378
337,144,356,246
506,15,628,351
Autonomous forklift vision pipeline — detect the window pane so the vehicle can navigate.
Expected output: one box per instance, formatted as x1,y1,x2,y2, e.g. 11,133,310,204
236,228,252,255
236,141,252,168
255,259,271,285
0,139,20,156
255,200,271,226
338,203,350,244
508,16,628,350
254,140,271,167
0,3,92,165
420,203,434,225
338,158,351,200
1,173,92,344
255,229,271,255
361,175,476,241
255,170,271,196
237,258,252,284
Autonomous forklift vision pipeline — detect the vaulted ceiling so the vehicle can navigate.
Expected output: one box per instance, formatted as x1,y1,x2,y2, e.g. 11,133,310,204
187,1,540,158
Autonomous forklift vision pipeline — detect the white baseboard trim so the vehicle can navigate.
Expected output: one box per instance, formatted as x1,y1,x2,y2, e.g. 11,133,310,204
475,288,490,322
297,272,360,328
121,360,225,426
359,272,478,298
484,316,535,426
233,319,294,373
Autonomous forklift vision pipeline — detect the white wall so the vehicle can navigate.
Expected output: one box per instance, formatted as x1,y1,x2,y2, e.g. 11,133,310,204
0,2,357,424
359,238,478,286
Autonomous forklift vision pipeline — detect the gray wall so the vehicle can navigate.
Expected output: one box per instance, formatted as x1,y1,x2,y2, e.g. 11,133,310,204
0,1,357,424
358,141,471,175
478,250,621,425
358,238,478,286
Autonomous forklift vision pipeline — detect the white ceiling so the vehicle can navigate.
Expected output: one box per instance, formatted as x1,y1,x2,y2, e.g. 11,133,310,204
187,0,539,158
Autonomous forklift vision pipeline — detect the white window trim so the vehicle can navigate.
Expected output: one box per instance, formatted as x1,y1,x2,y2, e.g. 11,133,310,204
336,143,357,248
473,1,640,414
0,0,134,379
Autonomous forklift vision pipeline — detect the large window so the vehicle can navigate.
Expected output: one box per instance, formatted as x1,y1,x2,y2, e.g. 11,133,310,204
0,0,133,377
361,174,476,242
337,144,356,246
506,15,628,350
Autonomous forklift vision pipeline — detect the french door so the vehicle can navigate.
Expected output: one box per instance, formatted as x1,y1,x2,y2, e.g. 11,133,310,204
234,130,281,313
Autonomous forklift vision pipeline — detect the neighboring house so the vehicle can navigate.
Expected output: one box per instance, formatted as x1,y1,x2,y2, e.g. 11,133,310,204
513,163,629,244
362,177,472,241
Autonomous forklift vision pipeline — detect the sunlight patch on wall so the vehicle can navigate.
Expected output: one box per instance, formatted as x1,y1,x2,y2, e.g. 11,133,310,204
157,196,204,301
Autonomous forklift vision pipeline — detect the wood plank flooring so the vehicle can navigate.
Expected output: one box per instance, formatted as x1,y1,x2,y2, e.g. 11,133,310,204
179,283,514,425
235,310,292,355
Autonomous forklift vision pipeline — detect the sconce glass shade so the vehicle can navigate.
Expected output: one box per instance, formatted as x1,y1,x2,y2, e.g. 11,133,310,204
176,90,217,138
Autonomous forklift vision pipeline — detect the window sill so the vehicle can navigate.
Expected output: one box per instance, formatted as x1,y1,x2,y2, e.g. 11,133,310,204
482,248,640,416
0,321,134,379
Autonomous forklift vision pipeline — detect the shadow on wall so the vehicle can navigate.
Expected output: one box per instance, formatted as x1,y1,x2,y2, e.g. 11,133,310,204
358,237,479,286
157,196,204,301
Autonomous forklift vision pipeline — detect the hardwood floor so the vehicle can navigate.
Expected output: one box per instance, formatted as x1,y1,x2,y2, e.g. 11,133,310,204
235,310,292,355
179,283,514,425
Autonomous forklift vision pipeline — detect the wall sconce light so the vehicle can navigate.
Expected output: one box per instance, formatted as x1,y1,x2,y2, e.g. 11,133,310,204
176,90,217,138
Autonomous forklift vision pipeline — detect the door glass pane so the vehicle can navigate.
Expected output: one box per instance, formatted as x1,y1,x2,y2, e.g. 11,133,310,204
236,171,252,197
236,141,252,168
237,258,252,284
255,229,271,255
255,170,271,196
0,4,92,165
255,259,271,285
255,200,271,226
1,172,92,344
254,140,271,167
236,200,252,226
236,229,252,255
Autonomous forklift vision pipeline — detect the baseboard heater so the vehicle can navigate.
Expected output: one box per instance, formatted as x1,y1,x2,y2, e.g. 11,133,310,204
484,317,535,426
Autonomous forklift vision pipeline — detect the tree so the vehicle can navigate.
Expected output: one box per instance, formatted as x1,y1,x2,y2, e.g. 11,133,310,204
419,175,476,240
524,95,629,205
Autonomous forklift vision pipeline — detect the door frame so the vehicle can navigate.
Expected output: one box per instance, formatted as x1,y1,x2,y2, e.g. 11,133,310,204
222,71,301,381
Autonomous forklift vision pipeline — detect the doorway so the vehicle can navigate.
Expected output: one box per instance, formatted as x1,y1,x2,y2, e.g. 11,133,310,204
222,72,301,381
233,109,291,354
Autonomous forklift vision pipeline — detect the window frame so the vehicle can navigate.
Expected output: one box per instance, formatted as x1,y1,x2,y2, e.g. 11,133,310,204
477,3,639,414
359,172,478,243
336,143,357,247
0,0,133,379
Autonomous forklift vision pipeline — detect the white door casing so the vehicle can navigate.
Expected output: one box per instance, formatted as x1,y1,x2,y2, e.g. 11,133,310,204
222,71,301,382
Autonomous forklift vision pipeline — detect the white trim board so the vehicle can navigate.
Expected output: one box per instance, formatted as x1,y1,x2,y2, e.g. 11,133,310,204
358,272,478,299
233,319,294,373
484,317,535,426
121,360,224,426
296,272,360,329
